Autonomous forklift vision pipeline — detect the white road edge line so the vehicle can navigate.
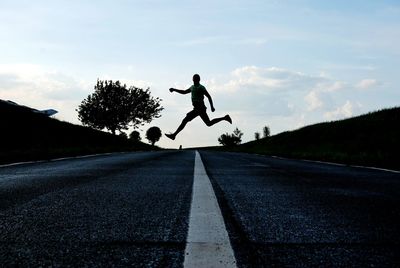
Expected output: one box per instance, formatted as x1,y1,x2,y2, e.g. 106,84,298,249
184,151,237,268
0,152,123,168
271,155,400,174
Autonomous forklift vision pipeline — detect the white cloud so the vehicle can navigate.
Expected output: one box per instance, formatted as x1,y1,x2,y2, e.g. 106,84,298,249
0,64,90,100
0,64,160,125
355,79,378,89
302,80,346,111
324,100,361,121
207,66,350,119
210,66,325,94
304,90,323,111
0,64,91,123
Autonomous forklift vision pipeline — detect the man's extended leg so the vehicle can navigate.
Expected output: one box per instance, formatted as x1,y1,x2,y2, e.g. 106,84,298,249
165,112,198,140
200,112,232,127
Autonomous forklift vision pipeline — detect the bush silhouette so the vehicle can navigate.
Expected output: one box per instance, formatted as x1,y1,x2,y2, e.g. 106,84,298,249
146,126,162,146
129,130,141,142
77,79,163,135
218,127,243,146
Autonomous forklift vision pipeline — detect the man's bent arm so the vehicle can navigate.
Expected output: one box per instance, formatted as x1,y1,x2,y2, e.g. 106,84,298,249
169,88,191,94
204,90,215,111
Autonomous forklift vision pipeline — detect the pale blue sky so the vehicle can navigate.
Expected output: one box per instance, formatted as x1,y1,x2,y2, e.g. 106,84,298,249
1,0,399,148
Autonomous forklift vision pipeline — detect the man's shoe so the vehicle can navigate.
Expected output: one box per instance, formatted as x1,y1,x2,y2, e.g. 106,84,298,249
225,115,232,124
165,133,175,140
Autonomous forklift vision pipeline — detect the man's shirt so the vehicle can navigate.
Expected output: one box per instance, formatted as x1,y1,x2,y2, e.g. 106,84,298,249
189,84,207,105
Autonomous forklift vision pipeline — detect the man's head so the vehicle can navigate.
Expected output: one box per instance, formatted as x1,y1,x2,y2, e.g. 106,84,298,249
193,74,200,85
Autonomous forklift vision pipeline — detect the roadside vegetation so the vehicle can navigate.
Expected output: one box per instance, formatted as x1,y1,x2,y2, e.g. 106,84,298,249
218,127,243,146
146,126,162,146
216,107,400,170
77,79,163,135
0,79,164,165
0,100,158,164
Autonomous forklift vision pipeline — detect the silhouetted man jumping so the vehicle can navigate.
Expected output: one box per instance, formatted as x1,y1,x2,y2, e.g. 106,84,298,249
165,74,232,140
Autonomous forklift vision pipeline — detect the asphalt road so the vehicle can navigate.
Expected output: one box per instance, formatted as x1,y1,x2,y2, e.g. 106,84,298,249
1,150,399,267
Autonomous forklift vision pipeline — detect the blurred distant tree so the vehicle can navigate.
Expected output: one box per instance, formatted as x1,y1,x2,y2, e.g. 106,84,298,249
263,126,270,138
77,79,163,135
218,127,243,146
129,130,141,142
146,126,162,146
255,132,260,140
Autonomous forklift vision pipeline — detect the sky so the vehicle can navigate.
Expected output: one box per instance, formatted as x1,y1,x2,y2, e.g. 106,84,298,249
1,0,399,148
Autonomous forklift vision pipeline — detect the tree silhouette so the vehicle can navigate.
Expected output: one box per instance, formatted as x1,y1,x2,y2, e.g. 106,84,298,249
263,126,270,138
77,80,163,135
255,132,260,140
218,127,243,146
129,130,141,143
146,126,162,146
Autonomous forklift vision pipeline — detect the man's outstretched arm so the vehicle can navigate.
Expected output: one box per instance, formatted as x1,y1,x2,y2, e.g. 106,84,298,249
204,90,215,112
169,88,191,94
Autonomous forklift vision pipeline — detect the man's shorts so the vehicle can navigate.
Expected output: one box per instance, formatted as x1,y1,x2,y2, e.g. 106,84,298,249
186,102,207,121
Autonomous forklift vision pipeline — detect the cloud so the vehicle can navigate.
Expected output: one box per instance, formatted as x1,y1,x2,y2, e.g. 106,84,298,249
302,80,346,111
304,90,323,111
0,64,160,125
323,100,362,121
207,66,348,117
0,73,26,90
355,79,379,89
0,64,91,123
211,66,326,94
0,64,91,101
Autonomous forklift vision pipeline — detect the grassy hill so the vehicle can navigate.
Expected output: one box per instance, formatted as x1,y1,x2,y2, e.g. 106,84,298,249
218,107,400,170
0,100,154,164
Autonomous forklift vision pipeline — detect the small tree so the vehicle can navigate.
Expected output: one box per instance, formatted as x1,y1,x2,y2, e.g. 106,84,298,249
129,130,141,143
146,126,162,146
77,79,163,135
263,126,270,138
218,127,243,146
255,132,260,140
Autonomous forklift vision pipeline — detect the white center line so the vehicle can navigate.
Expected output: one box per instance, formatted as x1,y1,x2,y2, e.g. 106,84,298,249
184,151,237,268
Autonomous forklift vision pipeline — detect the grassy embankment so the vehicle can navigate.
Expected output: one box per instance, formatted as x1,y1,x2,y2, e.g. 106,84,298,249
214,107,400,170
0,100,154,165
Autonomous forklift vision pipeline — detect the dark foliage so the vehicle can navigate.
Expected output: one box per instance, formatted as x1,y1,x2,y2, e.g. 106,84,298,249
218,127,243,146
146,126,162,146
77,80,163,135
0,99,154,164
129,130,141,142
255,132,260,140
221,107,400,170
263,126,270,138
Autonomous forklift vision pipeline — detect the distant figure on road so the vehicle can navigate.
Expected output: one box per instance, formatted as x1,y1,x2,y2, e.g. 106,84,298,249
165,74,232,140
